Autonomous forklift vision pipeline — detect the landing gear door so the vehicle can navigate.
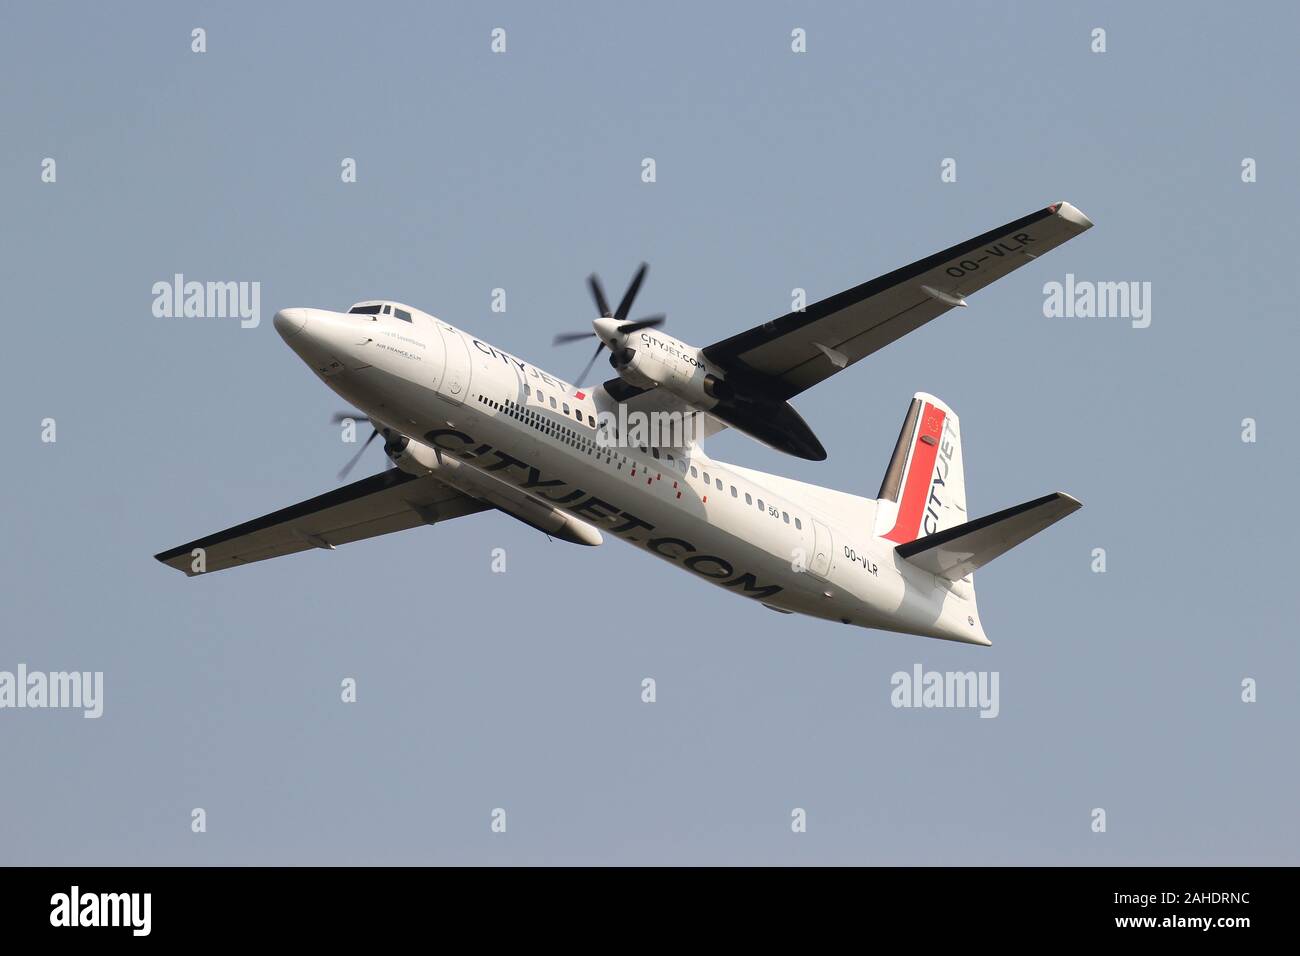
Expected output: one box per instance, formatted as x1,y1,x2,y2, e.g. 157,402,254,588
809,519,833,580
436,324,472,405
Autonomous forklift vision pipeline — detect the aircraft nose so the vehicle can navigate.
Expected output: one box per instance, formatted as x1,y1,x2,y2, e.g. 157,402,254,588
273,308,309,339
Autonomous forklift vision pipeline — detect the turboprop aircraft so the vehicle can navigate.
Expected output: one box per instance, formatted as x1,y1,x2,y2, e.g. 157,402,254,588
156,202,1093,645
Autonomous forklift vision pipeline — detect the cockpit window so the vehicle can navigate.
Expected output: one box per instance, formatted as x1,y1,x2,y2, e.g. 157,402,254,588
349,303,414,322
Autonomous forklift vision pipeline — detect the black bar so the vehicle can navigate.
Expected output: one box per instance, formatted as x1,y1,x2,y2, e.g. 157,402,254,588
0,866,1280,942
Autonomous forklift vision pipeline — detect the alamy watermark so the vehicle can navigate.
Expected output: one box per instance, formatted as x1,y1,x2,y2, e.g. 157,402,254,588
50,886,150,936
890,664,999,718
0,664,103,718
1043,274,1151,329
593,405,698,449
152,274,261,328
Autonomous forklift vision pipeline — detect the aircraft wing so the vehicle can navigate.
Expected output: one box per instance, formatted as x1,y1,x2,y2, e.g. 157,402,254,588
703,202,1093,401
603,202,1091,415
154,469,490,576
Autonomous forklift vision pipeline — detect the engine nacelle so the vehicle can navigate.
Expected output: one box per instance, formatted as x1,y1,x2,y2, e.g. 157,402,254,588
580,274,826,460
609,329,827,461
384,433,603,545
384,433,439,475
614,330,730,409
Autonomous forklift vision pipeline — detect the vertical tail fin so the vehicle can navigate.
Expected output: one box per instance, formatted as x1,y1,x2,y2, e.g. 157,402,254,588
874,392,967,544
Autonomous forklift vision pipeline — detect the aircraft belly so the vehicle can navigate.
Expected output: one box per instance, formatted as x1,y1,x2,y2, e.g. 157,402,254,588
417,397,817,612
346,354,949,632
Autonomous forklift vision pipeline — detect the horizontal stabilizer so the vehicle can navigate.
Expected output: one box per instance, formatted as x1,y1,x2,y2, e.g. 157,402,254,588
895,492,1081,581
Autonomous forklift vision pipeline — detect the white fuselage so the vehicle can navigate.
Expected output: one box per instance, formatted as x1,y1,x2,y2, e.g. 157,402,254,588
273,304,987,644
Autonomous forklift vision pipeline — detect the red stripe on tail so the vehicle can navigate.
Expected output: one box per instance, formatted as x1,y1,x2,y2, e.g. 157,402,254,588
883,404,945,544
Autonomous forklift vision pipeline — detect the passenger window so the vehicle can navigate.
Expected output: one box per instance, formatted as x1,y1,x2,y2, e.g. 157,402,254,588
562,403,570,414
702,472,710,483
757,499,764,511
745,493,752,505
652,448,660,459
730,486,737,497
587,415,595,427
690,466,698,478
794,518,802,530
549,397,557,408
715,478,723,490
782,512,790,523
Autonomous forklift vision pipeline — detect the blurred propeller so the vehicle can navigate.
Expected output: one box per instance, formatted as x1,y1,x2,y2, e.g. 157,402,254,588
610,262,646,322
332,410,388,481
552,330,597,345
617,314,665,335
552,263,664,389
569,341,607,391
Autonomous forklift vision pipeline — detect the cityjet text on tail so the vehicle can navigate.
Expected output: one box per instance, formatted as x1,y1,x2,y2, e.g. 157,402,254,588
157,202,1093,645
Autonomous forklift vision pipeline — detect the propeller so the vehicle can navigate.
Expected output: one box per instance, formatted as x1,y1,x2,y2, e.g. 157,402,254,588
552,263,665,389
617,314,665,335
553,330,598,345
331,410,389,481
565,340,606,393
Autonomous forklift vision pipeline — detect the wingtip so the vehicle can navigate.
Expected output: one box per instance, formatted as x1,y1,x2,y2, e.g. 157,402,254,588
1050,201,1094,231
154,551,198,576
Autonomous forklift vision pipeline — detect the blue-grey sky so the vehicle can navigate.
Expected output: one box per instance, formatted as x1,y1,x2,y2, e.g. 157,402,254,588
2,1,1296,865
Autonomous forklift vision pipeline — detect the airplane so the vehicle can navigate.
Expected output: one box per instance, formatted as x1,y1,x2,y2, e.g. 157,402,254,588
156,201,1093,645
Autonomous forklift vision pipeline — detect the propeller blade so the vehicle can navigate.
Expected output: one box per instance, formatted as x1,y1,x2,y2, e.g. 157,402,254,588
613,262,648,322
617,314,665,335
337,428,379,481
553,330,597,345
331,410,368,424
565,264,653,390
572,342,606,390
588,274,612,318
